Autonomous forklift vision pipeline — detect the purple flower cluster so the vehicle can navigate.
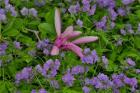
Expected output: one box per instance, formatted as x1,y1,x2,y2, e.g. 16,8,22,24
20,7,38,17
102,56,108,68
76,19,83,27
96,0,116,8
0,42,8,56
83,73,138,92
35,59,60,78
37,39,52,56
108,8,118,21
0,9,6,22
112,73,138,92
15,67,33,84
126,58,136,67
82,48,99,64
13,41,21,49
71,65,85,75
122,0,135,5
5,3,17,17
31,88,48,93
95,16,107,30
62,69,75,86
34,0,46,7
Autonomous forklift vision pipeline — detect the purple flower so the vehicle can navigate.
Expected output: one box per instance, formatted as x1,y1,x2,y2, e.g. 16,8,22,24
88,4,96,16
31,89,36,93
92,73,113,89
82,86,90,93
62,70,75,86
125,24,134,34
0,9,6,22
96,16,107,30
34,0,46,7
82,3,90,12
0,42,8,56
68,5,77,14
71,65,85,75
76,19,83,27
39,88,47,93
13,41,21,49
43,48,49,55
110,21,115,29
124,77,137,87
50,80,59,89
75,2,80,12
108,8,118,21
37,39,50,49
117,8,126,16
126,58,135,66
116,39,122,46
97,0,115,8
15,67,33,84
4,0,9,5
120,29,126,35
83,48,91,55
122,0,135,5
5,4,17,17
82,49,98,64
20,7,29,16
135,69,140,74
82,0,91,5
29,8,38,17
102,56,108,68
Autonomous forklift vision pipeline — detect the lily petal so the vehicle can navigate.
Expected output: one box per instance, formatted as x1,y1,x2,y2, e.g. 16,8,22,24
67,31,82,39
61,26,73,37
65,42,84,58
55,8,61,36
72,36,98,44
51,46,59,55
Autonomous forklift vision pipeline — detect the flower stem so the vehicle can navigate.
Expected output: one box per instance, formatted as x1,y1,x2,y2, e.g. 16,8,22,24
25,28,41,41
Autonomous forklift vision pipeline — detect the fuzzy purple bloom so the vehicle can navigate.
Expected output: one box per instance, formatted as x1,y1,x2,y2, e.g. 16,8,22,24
29,8,38,17
110,21,115,29
108,8,118,21
62,70,75,86
120,29,126,35
96,0,115,8
82,3,90,12
13,41,21,49
82,86,90,93
88,4,96,16
15,67,33,84
71,65,85,75
68,5,77,14
126,58,135,67
5,4,17,17
34,0,46,7
76,19,83,27
135,69,140,74
96,16,107,30
0,42,8,56
102,56,108,68
122,0,135,5
92,73,113,89
50,80,59,89
39,88,47,93
0,9,6,22
117,8,126,16
20,7,29,16
124,77,137,88
31,89,36,93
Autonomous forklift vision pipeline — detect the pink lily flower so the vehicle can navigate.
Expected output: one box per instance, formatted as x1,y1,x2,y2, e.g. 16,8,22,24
51,8,98,58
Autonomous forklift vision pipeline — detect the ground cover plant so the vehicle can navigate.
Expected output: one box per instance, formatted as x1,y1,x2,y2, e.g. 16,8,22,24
0,0,140,93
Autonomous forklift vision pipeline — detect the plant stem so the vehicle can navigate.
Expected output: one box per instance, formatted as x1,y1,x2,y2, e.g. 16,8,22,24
25,28,41,41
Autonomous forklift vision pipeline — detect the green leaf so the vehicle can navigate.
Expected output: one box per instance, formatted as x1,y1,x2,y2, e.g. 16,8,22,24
38,23,55,40
2,29,19,37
